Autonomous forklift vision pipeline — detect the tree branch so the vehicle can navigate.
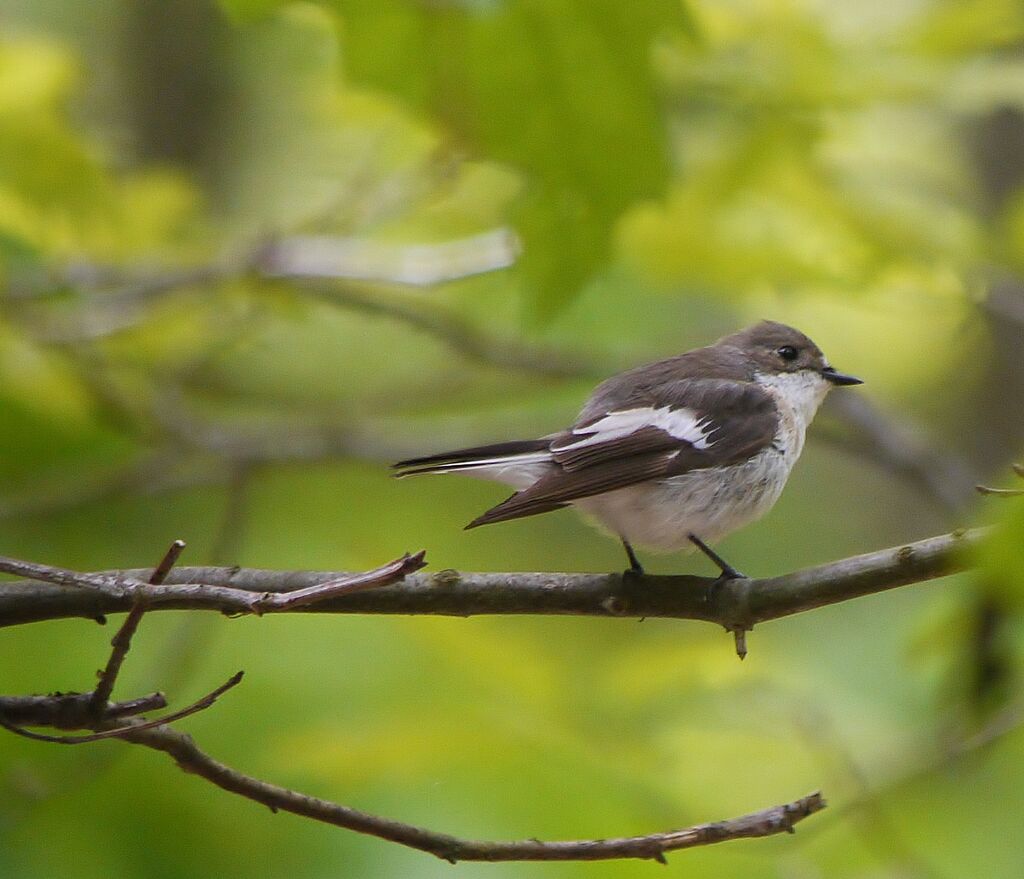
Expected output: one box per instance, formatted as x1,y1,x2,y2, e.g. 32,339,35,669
112,721,833,863
820,393,978,512
0,692,167,728
13,518,993,862
297,280,593,378
0,672,242,744
0,680,824,862
0,530,981,637
0,540,827,863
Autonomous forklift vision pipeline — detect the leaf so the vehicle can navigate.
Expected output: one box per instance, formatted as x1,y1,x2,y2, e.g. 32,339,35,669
617,4,986,299
330,0,696,318
977,481,1024,610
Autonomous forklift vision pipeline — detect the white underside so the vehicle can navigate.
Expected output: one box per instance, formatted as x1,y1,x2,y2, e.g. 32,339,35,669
574,449,790,551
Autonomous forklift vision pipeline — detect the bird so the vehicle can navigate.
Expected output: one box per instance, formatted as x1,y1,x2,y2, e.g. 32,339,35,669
394,321,862,579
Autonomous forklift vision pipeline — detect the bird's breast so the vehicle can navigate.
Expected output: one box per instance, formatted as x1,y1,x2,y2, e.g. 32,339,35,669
574,442,796,553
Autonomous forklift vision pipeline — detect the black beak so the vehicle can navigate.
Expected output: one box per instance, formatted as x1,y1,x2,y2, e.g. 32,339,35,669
822,366,863,386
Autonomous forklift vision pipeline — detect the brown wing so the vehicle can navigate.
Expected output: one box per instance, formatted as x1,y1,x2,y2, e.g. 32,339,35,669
465,453,677,528
465,379,779,529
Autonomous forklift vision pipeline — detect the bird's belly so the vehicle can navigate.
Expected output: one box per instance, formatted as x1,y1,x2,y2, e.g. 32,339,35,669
574,448,792,552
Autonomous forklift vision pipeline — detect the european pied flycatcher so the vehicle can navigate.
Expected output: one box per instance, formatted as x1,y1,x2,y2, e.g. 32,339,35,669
395,321,862,577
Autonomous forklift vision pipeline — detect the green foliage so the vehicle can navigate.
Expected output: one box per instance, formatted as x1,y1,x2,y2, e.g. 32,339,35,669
0,40,202,263
326,0,693,317
619,1,992,301
978,485,1024,607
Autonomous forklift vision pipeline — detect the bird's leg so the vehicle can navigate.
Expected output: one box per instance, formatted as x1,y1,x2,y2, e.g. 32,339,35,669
688,534,745,581
688,533,749,659
621,539,645,577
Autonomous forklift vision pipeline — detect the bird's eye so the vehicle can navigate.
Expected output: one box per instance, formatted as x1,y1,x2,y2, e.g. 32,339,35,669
777,345,798,362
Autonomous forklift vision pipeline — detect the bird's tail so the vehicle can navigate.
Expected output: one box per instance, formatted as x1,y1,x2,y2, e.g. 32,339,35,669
392,439,552,478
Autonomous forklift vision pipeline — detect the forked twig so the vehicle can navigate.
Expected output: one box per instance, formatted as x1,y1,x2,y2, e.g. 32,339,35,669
250,550,427,613
88,539,187,714
0,672,243,744
976,462,1024,497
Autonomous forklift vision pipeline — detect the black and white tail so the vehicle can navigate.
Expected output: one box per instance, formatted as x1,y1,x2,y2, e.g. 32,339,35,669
392,439,553,480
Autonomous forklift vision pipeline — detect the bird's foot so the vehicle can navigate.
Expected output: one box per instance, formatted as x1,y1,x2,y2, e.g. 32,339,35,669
622,568,644,586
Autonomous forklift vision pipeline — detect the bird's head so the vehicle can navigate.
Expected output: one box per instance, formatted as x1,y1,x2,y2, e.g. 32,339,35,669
721,320,863,388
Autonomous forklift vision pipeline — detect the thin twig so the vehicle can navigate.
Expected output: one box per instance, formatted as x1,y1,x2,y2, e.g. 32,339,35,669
0,549,433,626
97,692,168,719
975,461,1024,496
820,393,977,512
0,672,242,744
117,726,823,864
0,682,828,863
976,486,1024,497
250,550,427,613
88,540,187,714
150,540,188,586
299,281,595,379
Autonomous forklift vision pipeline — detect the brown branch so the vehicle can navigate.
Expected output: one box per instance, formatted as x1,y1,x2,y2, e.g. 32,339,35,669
88,539,187,714
0,691,167,728
0,681,825,862
820,393,978,512
0,530,982,645
0,532,827,861
297,281,595,379
150,539,189,585
0,550,427,624
118,721,828,862
0,672,242,744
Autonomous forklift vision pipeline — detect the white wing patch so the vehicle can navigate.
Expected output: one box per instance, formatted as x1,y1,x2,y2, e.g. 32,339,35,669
552,406,715,452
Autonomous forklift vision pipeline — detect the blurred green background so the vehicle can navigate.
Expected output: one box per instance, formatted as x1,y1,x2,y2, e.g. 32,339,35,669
1,0,1023,876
